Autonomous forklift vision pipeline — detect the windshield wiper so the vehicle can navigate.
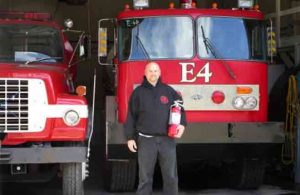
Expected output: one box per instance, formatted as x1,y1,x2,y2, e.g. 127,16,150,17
136,35,150,59
25,57,63,65
201,26,213,56
200,25,236,80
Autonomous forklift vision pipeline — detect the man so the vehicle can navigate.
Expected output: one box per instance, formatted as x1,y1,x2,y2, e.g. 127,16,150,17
124,61,187,195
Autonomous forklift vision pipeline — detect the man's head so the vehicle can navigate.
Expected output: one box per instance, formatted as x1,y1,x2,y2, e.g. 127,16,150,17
144,62,161,86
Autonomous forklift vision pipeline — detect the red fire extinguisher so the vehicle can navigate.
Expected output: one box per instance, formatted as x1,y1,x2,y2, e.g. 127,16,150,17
168,100,183,137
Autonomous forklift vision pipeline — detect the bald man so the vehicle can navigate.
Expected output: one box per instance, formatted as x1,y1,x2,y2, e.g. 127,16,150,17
124,62,187,195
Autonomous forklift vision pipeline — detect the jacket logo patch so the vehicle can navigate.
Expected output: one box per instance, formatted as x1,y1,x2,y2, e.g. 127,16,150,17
160,96,169,104
176,90,182,97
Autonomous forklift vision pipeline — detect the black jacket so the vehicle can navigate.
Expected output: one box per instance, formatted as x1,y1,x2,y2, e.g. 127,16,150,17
124,77,187,140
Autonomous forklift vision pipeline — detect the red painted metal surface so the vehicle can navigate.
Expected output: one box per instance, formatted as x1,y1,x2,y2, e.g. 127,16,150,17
117,59,267,123
2,118,88,145
116,8,267,124
117,8,264,20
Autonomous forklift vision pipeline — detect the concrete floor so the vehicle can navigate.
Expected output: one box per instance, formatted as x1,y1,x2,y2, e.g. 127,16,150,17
0,183,298,195
1,168,299,195
2,145,300,195
1,133,300,195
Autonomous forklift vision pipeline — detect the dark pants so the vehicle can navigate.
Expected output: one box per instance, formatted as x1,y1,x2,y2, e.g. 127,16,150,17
137,136,178,195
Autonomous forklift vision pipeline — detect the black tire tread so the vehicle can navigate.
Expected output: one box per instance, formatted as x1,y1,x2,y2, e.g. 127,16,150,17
62,163,84,195
235,159,265,189
108,160,136,192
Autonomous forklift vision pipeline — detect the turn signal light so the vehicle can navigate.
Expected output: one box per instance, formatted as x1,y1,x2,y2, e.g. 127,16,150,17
236,86,253,94
76,85,86,96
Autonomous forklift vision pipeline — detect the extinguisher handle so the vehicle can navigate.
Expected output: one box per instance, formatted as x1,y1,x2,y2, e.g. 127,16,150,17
173,100,183,108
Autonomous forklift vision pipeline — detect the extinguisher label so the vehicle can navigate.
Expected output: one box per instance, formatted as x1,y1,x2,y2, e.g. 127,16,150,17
169,113,181,124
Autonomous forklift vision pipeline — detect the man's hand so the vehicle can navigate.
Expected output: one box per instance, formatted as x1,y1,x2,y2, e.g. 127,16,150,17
174,125,185,138
127,140,137,152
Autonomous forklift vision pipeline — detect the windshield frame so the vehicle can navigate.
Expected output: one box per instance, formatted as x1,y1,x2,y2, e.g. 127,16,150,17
0,22,65,64
117,15,196,62
195,15,267,62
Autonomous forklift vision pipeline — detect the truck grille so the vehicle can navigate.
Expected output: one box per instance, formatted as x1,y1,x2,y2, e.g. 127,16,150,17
0,79,28,132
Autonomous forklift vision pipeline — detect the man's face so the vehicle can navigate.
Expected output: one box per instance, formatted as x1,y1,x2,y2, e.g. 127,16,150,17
145,62,161,85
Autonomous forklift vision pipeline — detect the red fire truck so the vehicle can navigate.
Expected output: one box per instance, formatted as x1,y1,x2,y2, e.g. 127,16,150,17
0,12,90,195
98,0,284,191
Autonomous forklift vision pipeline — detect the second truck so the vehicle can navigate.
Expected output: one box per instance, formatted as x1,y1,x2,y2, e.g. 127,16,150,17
0,11,91,195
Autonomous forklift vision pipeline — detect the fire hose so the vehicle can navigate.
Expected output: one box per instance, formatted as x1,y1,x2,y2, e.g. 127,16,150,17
282,75,299,165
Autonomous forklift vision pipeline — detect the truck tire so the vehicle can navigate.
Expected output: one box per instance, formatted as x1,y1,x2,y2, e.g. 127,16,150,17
106,160,137,192
62,163,84,195
228,159,265,189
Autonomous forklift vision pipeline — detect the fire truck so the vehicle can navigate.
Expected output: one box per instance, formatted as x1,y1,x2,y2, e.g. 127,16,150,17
0,12,90,195
98,0,284,191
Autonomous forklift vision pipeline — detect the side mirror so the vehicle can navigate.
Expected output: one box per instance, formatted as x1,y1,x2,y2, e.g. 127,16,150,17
98,28,108,58
267,27,276,57
98,18,116,66
66,32,91,67
62,19,91,67
79,34,91,59
266,19,276,63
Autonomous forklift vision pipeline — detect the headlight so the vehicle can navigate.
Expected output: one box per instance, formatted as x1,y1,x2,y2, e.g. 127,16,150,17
63,110,80,126
232,97,245,109
244,96,257,109
233,96,258,110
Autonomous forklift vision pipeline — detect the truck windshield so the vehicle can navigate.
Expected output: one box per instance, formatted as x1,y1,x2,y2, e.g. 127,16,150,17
197,17,266,60
118,17,193,61
0,24,63,63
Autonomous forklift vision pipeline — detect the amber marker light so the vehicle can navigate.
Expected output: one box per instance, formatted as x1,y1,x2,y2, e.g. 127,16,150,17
253,4,260,11
236,86,253,94
124,4,130,11
192,2,196,8
212,2,218,9
169,2,175,9
76,85,87,96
